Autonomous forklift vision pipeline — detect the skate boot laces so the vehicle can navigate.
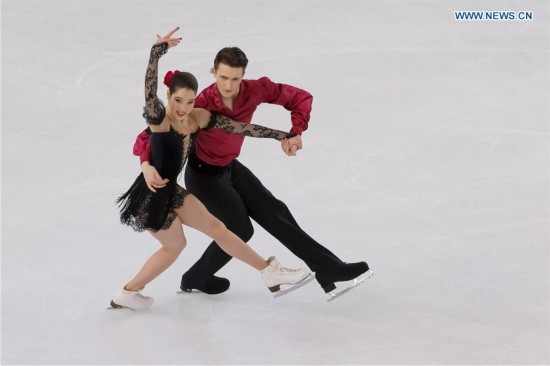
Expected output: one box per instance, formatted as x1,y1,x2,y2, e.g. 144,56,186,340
278,265,304,275
135,291,151,300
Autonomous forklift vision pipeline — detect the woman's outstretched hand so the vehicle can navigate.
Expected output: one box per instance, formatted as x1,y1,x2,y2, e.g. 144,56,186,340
155,27,182,49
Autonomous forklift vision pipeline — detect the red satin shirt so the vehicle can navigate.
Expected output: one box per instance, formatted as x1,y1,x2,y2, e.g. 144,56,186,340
134,77,313,166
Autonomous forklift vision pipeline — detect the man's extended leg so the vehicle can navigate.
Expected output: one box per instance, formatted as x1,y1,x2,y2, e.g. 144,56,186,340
181,162,254,294
231,160,369,293
231,160,342,271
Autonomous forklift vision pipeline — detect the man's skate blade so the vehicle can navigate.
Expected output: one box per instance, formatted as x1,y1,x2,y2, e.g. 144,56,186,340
273,273,315,298
327,269,374,302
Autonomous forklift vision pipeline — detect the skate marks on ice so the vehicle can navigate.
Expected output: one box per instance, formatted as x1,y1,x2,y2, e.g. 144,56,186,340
326,269,374,302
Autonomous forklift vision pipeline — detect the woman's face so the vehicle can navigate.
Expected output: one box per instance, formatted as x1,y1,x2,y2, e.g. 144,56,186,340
167,87,196,122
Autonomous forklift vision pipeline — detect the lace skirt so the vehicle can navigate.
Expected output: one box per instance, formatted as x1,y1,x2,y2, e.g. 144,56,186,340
116,174,188,232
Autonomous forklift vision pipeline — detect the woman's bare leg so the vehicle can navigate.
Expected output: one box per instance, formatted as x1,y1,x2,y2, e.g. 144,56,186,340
125,217,187,291
174,194,268,271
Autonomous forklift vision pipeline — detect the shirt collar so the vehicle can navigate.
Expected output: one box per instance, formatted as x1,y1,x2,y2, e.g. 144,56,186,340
208,80,247,110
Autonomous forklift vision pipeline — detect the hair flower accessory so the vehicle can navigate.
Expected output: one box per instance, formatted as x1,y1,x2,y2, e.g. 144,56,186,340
163,70,180,87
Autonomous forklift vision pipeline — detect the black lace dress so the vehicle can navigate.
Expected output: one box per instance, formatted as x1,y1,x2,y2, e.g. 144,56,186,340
116,43,295,233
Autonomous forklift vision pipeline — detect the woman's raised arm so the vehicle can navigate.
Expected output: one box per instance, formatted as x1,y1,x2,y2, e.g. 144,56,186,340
143,27,182,125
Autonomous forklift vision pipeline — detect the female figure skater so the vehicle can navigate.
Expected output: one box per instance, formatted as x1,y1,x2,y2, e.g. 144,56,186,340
111,28,311,310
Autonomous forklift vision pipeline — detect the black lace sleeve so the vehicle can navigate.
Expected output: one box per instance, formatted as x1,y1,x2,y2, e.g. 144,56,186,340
206,112,296,141
142,43,168,125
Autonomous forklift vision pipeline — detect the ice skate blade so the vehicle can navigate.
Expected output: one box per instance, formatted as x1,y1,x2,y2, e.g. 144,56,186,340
107,302,135,311
176,288,221,294
326,269,374,302
273,273,315,298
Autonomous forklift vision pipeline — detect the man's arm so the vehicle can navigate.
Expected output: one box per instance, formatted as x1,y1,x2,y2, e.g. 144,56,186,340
258,77,313,136
133,129,151,163
257,77,312,156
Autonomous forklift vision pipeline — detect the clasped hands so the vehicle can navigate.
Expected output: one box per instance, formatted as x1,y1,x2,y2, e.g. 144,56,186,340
281,134,302,157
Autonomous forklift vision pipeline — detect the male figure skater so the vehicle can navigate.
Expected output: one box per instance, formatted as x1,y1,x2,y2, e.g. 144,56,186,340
134,44,370,300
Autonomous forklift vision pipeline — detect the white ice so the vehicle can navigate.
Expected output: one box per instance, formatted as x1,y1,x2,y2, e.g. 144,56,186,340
2,0,549,365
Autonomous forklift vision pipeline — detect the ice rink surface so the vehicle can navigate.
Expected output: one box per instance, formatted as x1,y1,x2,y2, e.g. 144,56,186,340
2,0,549,365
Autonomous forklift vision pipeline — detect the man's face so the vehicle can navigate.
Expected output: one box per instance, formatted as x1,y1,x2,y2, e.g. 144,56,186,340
213,63,244,100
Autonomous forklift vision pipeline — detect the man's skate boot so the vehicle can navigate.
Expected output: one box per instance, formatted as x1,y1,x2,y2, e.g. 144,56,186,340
180,274,230,295
316,261,369,293
261,256,312,294
110,287,154,310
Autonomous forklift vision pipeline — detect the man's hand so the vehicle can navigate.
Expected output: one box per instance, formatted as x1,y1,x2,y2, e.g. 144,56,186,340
141,162,169,192
281,135,302,156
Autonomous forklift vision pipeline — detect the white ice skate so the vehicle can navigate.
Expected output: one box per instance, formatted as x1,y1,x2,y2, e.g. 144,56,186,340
108,288,154,310
326,269,374,302
261,256,314,298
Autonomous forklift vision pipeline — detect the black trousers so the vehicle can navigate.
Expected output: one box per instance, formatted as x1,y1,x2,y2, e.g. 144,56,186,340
183,151,344,284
